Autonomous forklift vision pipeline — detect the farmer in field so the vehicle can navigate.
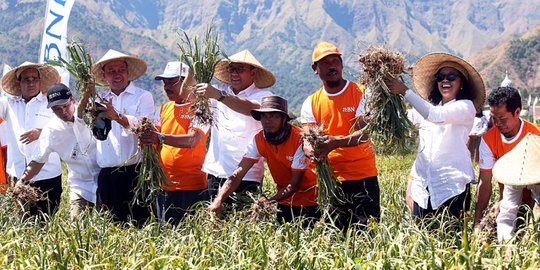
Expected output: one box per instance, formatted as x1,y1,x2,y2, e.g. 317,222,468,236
492,133,540,241
387,53,485,221
300,41,379,229
91,50,155,225
474,86,540,227
137,62,210,224
195,50,274,200
209,95,319,223
18,83,99,219
1,62,62,217
0,115,7,193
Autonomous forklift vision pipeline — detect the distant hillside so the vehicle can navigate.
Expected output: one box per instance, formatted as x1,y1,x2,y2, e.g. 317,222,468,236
1,0,540,111
470,25,540,96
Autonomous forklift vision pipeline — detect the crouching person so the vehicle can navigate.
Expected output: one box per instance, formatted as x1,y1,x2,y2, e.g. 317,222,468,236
208,96,319,224
19,84,99,219
493,133,540,242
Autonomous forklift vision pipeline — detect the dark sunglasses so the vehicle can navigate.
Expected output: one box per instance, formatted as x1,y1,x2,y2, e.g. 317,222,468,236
435,72,459,82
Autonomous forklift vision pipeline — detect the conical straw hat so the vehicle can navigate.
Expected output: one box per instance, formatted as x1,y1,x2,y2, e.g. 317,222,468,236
214,50,276,89
493,133,540,186
412,52,486,112
91,49,147,86
1,62,59,96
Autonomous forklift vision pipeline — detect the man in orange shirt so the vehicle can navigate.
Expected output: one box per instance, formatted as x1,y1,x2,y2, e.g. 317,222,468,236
475,86,540,227
300,41,379,229
139,62,209,224
209,96,319,223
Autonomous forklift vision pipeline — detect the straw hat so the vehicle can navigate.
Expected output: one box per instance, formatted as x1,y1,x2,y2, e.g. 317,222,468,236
251,95,291,121
91,49,147,86
214,50,276,89
493,133,540,186
1,62,59,96
412,52,486,111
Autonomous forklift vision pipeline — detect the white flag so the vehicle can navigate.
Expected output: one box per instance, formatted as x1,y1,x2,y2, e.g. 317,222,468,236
38,0,76,86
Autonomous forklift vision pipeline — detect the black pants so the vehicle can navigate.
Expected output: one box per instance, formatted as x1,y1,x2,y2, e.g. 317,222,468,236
332,176,380,230
157,189,209,225
413,184,471,220
277,204,320,226
97,164,150,226
207,174,260,202
28,175,62,218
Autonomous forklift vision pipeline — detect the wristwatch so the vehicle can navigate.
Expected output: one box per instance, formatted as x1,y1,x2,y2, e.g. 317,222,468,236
158,133,166,146
217,90,228,102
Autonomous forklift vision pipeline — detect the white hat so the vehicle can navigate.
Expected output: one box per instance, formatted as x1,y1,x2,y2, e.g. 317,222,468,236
493,133,540,186
155,61,189,80
91,49,147,86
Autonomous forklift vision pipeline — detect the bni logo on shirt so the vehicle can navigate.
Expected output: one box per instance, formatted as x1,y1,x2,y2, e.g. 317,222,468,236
286,155,294,161
342,107,355,113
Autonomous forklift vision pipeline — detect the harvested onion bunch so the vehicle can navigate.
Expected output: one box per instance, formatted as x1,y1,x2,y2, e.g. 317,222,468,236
301,124,345,210
358,45,415,154
50,42,101,127
131,117,169,207
178,25,222,126
6,183,44,212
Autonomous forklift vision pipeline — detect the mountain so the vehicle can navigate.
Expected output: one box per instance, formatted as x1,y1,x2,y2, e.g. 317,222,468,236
0,0,539,111
470,25,540,95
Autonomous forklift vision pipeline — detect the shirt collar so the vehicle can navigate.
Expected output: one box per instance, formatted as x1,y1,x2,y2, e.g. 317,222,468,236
102,81,135,98
228,83,257,97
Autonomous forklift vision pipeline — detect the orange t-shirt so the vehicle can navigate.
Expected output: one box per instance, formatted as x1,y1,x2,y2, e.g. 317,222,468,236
159,101,209,191
0,117,7,193
244,125,317,207
307,82,377,181
480,120,540,204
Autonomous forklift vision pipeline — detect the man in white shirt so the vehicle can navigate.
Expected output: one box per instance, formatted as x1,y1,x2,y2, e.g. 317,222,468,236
491,133,540,241
19,84,99,219
1,62,62,217
91,50,155,225
195,50,273,200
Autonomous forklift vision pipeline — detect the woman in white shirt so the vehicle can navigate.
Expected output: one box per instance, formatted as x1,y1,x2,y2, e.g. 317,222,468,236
387,53,486,221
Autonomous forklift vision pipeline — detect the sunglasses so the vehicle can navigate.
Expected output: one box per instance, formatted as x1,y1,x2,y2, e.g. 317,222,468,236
435,72,459,82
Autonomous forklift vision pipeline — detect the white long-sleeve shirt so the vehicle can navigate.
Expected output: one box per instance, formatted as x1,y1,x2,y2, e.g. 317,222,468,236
2,94,61,179
404,90,476,209
32,112,99,203
96,82,155,168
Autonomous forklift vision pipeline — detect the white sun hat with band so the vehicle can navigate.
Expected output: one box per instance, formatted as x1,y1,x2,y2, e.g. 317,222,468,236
214,49,276,89
412,52,486,112
91,49,147,86
1,62,59,96
155,61,189,80
493,133,540,186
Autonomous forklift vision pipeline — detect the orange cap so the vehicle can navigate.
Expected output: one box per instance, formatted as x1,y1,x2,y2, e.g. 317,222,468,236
312,41,342,63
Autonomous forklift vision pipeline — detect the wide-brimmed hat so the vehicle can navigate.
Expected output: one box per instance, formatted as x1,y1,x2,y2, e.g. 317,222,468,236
493,133,540,186
1,62,59,96
412,52,486,111
155,61,189,80
251,95,291,121
91,49,147,86
312,41,342,63
214,50,276,89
